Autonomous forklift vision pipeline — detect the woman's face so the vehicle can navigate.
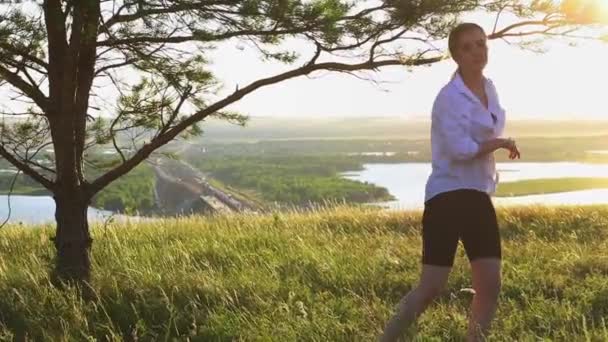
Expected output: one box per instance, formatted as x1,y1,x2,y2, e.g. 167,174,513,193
453,28,488,73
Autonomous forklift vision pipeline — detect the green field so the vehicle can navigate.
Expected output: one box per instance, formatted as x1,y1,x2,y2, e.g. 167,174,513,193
496,177,608,197
0,206,607,340
191,156,394,206
184,134,608,164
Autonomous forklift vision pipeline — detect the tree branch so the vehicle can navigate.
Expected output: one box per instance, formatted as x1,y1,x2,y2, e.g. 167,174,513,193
103,1,229,29
341,4,389,20
492,6,506,34
157,85,192,137
0,65,48,111
0,42,49,70
0,144,54,190
305,41,322,67
97,28,312,47
94,43,166,76
369,29,408,63
87,55,442,194
488,19,571,39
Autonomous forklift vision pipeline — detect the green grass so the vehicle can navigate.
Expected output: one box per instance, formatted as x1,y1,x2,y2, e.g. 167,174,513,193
496,177,608,197
1,206,608,340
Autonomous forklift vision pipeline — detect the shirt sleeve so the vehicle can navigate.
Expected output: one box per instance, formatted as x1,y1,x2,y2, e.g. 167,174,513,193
432,92,480,161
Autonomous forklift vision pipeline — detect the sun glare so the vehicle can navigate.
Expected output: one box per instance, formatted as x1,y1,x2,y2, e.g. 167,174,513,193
562,0,608,23
595,0,608,20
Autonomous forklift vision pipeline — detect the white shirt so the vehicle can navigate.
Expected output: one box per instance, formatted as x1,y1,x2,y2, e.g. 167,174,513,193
424,72,506,202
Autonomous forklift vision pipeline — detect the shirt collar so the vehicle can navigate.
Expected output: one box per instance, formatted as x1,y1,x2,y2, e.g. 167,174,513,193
450,70,490,105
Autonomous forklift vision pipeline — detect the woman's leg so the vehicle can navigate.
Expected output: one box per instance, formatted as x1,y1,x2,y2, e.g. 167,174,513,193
467,258,501,342
459,192,502,342
380,265,451,342
380,191,461,341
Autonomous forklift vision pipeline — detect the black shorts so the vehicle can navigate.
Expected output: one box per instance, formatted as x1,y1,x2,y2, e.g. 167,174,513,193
422,189,501,267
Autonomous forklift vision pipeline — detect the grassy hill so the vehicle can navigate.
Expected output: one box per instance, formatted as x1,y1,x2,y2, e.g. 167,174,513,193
0,206,607,340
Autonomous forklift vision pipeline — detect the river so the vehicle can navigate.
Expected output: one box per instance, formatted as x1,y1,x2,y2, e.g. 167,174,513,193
342,162,608,209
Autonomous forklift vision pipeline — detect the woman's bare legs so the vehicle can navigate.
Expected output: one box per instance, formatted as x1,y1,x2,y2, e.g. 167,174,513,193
380,265,451,342
467,258,501,342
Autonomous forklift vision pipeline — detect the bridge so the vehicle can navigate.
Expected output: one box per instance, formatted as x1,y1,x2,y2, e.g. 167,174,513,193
151,157,253,215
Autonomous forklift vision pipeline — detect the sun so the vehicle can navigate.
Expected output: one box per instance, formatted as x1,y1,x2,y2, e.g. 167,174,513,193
562,0,608,23
594,0,608,20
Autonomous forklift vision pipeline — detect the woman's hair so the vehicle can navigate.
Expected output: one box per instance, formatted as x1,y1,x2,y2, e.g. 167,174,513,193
448,23,485,57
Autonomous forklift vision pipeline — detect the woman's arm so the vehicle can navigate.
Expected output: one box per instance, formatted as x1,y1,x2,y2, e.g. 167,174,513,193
432,94,481,161
477,138,520,159
476,138,508,156
433,91,520,161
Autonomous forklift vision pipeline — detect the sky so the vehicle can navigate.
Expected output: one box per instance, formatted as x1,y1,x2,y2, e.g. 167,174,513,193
0,1,607,122
208,9,608,121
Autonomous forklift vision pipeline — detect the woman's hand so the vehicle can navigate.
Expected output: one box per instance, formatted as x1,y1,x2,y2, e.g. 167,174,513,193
477,138,520,158
503,138,520,160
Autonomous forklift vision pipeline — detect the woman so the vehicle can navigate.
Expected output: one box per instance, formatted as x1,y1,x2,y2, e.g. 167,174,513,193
380,23,520,342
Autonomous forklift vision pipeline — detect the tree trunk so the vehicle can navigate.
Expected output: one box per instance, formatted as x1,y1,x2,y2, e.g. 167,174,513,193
52,189,93,286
